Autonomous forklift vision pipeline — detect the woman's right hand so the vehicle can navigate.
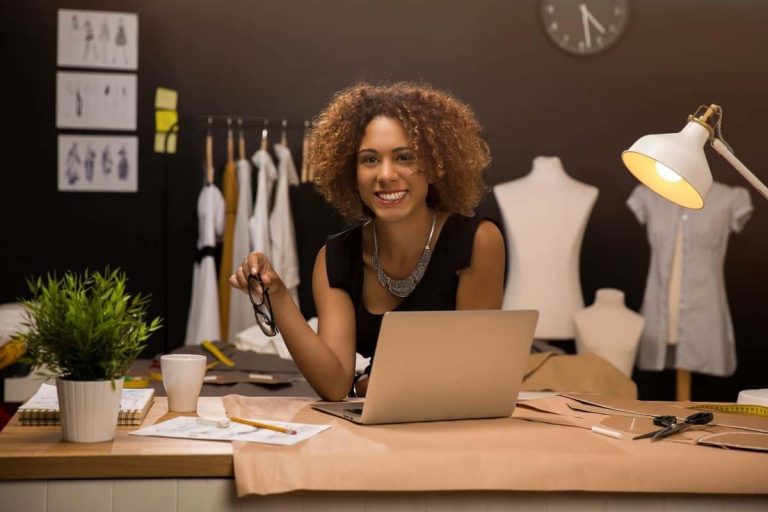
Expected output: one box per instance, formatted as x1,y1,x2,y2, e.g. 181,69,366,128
229,251,287,298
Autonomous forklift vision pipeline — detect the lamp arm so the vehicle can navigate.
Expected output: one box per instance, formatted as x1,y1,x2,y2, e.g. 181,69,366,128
711,138,768,201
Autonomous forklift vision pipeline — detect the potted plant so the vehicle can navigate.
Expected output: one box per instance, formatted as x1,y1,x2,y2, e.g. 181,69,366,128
17,267,161,442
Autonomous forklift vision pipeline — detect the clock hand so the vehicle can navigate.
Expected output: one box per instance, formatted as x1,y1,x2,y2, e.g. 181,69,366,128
580,4,592,49
585,7,606,34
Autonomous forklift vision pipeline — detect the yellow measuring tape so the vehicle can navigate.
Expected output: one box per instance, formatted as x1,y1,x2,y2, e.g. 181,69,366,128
687,403,768,417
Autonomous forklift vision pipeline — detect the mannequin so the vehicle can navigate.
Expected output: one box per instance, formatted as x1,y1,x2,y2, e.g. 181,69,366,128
573,288,644,377
494,156,599,339
627,182,752,396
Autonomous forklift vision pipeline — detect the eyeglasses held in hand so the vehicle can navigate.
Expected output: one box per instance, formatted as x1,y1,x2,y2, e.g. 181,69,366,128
247,274,279,337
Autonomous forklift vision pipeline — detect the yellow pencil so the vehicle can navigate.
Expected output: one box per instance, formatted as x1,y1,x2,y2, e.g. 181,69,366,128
228,416,297,435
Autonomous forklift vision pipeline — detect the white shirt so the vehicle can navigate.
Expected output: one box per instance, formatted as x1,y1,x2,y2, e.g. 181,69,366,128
185,184,225,345
249,149,278,258
627,183,752,376
271,144,301,306
228,158,256,340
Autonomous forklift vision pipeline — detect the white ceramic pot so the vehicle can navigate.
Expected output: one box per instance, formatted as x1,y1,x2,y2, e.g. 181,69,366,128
56,378,123,443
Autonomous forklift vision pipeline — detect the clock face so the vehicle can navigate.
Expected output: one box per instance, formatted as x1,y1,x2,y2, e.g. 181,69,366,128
541,0,630,56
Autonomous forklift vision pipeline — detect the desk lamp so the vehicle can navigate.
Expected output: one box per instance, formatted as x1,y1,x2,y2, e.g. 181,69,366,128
621,104,768,208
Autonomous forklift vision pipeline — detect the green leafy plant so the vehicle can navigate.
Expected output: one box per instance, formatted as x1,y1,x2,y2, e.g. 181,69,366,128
18,267,162,381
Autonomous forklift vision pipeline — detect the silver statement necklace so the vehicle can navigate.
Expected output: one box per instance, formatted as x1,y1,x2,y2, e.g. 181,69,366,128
372,212,437,298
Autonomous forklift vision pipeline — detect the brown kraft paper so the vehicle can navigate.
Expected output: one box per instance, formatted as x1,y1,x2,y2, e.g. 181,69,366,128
566,393,768,451
222,395,768,497
522,353,637,399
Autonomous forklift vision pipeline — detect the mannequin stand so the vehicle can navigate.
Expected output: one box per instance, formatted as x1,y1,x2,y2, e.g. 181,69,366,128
676,369,691,401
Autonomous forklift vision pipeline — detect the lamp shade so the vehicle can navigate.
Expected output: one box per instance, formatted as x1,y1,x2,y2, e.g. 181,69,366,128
622,121,713,209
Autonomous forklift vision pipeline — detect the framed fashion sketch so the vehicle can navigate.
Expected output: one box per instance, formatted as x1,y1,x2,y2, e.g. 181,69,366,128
56,72,137,130
58,135,138,192
57,9,138,70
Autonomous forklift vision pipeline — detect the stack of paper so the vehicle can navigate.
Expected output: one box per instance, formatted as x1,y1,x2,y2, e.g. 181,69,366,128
17,383,154,426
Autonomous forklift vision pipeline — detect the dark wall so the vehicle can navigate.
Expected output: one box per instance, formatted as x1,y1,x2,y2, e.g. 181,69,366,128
3,0,767,401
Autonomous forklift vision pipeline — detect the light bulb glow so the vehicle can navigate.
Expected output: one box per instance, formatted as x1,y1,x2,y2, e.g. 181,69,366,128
655,161,682,182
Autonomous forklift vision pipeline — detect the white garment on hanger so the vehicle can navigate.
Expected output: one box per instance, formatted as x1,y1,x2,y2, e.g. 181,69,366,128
0,302,27,347
228,158,256,340
249,149,278,258
271,144,301,306
185,184,225,345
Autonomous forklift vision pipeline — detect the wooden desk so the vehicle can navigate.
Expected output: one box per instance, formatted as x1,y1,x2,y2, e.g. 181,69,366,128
0,398,232,480
1,397,767,512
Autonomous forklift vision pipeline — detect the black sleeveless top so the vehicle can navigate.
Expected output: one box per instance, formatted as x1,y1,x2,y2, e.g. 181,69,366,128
325,214,484,371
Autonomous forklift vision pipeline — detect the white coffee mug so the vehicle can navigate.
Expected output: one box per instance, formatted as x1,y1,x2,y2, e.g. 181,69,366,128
161,354,207,412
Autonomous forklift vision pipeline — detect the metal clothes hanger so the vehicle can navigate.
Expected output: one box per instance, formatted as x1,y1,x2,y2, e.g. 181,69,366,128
237,118,246,161
260,119,268,152
226,117,234,165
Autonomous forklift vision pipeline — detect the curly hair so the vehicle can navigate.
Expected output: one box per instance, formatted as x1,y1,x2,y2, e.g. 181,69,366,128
308,82,491,221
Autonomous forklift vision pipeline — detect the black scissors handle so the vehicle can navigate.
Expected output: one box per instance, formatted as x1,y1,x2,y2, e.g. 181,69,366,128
632,415,676,440
633,412,713,441
650,412,714,442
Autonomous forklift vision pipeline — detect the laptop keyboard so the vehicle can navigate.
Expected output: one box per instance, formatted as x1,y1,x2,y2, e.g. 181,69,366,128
343,408,363,416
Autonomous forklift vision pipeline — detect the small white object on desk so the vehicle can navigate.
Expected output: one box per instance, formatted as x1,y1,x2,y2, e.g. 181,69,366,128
738,389,768,407
248,373,278,383
197,416,231,428
591,426,623,439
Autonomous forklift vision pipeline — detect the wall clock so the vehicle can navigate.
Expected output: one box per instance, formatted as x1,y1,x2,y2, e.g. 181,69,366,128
541,0,630,56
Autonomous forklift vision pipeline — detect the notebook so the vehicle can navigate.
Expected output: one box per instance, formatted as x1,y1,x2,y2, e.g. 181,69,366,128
17,383,155,426
311,309,538,425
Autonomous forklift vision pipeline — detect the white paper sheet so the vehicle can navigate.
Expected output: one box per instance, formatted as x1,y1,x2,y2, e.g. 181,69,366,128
130,416,330,446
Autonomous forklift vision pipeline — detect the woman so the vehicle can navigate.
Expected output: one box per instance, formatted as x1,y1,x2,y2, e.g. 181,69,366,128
230,82,505,400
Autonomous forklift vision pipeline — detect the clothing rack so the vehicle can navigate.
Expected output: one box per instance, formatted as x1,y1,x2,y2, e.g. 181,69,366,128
194,115,313,141
194,114,312,126
160,113,311,352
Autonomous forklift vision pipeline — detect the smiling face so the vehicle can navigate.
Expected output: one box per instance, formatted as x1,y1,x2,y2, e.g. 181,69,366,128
356,116,430,223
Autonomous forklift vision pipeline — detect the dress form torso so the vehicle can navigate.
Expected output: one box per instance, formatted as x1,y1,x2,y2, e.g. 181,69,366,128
573,288,644,377
494,156,599,339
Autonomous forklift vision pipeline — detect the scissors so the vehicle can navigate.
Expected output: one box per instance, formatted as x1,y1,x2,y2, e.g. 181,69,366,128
632,411,714,441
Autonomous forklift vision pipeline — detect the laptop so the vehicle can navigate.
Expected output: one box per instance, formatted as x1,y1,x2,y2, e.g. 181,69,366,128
310,309,538,425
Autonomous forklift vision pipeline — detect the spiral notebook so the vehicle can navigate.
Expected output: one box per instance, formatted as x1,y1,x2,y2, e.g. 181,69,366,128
16,383,155,426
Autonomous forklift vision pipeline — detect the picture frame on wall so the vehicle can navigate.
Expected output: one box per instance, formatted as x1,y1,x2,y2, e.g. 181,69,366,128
57,9,138,71
58,134,138,192
56,71,137,130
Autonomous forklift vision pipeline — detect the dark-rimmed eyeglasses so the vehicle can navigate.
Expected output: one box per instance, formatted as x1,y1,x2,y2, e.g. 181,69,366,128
247,274,278,337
